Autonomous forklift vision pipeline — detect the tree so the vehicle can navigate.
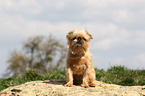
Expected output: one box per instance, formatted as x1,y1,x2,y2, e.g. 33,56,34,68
23,36,43,69
5,35,66,77
5,51,28,77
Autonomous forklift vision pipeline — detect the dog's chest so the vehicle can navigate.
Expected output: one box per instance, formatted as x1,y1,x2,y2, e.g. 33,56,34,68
69,58,87,74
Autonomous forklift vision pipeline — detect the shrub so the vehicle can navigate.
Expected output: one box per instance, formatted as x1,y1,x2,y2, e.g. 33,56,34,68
23,69,43,81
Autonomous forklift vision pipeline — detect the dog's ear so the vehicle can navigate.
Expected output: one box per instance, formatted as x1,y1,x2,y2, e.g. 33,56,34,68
85,30,93,39
66,30,74,39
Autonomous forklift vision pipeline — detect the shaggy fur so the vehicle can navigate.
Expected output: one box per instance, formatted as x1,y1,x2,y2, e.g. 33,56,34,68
65,29,96,88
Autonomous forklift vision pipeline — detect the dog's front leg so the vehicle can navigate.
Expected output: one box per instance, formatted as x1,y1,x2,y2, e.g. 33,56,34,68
81,70,89,88
65,67,73,87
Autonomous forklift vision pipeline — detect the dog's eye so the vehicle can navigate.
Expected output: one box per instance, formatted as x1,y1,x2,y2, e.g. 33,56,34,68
83,37,87,41
72,37,77,40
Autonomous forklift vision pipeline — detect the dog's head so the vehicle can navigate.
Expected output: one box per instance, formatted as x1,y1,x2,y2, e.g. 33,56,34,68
66,29,93,56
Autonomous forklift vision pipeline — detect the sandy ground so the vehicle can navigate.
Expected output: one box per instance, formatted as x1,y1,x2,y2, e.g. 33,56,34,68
0,80,145,96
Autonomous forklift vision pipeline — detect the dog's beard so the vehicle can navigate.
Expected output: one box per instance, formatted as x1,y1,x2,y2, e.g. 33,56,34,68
69,42,88,58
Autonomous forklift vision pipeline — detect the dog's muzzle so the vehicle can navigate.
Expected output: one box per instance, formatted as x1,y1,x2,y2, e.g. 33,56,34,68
77,37,82,44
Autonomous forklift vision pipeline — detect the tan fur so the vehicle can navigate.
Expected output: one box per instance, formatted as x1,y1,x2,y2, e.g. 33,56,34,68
65,29,96,88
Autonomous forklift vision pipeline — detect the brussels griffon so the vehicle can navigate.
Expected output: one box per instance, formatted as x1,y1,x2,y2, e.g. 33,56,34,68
65,29,96,88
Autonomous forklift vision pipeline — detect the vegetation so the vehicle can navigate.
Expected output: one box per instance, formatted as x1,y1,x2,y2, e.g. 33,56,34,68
4,35,66,77
0,66,145,91
95,66,145,86
0,35,145,91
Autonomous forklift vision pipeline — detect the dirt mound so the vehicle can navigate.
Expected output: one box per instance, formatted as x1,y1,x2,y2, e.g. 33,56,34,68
0,80,145,96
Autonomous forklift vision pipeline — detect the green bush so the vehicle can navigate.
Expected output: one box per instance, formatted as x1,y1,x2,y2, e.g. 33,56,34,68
23,69,43,81
0,66,145,91
0,77,25,91
95,68,106,81
44,69,66,80
95,65,145,86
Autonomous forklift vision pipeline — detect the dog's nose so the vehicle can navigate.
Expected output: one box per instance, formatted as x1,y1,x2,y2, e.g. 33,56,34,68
77,37,82,44
77,37,82,41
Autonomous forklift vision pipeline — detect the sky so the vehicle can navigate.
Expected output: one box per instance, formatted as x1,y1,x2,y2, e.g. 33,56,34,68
0,0,145,78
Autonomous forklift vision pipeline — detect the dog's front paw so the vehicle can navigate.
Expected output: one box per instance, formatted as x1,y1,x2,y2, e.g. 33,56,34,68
89,82,96,87
81,84,89,88
65,82,73,87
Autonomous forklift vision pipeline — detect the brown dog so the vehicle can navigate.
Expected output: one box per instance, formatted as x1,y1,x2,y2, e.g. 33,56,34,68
65,29,96,88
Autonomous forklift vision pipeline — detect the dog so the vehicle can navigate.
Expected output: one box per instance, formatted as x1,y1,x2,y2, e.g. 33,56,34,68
65,29,96,88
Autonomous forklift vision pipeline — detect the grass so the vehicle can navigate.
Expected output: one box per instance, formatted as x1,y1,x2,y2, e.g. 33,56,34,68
0,66,145,91
0,69,66,92
95,66,145,86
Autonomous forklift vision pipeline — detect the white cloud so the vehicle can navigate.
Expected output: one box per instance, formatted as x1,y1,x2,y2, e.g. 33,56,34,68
93,38,112,50
120,53,145,69
131,53,145,67
135,53,145,64
0,0,145,76
92,55,109,69
0,0,42,15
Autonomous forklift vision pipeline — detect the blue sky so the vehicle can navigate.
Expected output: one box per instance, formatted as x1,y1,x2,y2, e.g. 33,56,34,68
0,0,145,77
